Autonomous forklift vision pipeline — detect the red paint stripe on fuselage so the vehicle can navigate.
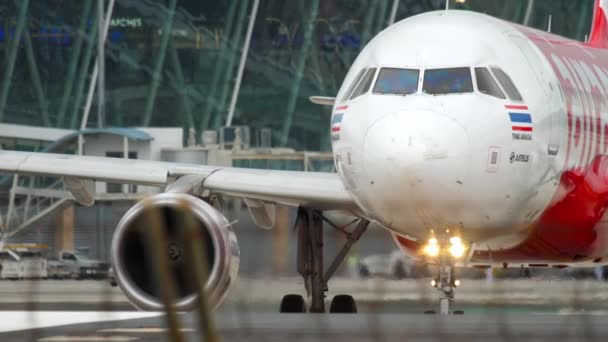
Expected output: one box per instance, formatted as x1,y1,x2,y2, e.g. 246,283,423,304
512,126,533,132
505,105,529,110
335,105,349,111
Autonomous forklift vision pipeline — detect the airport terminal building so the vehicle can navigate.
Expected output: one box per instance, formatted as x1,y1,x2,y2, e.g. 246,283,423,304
0,0,598,266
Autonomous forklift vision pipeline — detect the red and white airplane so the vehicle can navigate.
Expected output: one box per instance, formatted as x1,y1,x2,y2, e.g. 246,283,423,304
1,1,608,315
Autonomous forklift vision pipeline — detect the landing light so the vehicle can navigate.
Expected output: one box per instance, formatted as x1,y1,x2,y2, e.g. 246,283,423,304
423,238,440,257
454,279,461,287
449,236,466,258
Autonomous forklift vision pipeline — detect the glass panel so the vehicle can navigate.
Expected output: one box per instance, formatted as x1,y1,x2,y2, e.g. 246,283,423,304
423,68,473,95
340,69,367,102
490,67,524,102
372,68,419,95
350,68,377,99
475,68,506,99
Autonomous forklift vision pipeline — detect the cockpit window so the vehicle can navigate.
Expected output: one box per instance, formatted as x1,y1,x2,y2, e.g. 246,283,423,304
372,68,419,95
423,68,473,95
490,67,523,102
475,68,506,99
350,68,377,100
341,68,367,102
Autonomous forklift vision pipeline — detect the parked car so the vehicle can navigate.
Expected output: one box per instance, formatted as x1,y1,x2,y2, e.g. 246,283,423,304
47,250,109,279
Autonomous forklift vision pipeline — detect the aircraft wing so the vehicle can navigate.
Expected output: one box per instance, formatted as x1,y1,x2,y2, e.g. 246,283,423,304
0,151,357,212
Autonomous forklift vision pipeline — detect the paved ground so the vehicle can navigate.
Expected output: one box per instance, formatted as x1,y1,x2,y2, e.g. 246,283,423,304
1,278,608,341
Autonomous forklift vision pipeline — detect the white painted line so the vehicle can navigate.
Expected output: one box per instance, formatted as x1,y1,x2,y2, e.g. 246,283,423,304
0,311,162,333
38,336,137,342
98,328,194,333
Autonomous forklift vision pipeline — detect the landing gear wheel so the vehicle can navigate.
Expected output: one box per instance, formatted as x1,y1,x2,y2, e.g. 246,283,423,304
330,294,357,313
280,294,307,313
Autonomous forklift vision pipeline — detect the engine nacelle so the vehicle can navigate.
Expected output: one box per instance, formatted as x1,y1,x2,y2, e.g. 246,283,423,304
111,193,239,311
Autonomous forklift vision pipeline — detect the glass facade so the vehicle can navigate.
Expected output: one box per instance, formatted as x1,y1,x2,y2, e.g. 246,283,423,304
0,0,595,150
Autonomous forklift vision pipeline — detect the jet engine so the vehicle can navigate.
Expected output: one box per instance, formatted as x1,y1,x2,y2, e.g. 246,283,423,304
110,192,239,311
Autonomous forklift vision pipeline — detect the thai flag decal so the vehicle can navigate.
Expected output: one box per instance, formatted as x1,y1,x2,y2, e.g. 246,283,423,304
506,105,533,132
331,105,348,140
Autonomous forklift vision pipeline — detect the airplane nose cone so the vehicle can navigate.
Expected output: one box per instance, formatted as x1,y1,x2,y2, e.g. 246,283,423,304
361,110,470,218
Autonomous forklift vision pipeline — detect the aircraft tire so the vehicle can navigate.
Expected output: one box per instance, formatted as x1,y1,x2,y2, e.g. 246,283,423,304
329,294,357,313
279,294,307,313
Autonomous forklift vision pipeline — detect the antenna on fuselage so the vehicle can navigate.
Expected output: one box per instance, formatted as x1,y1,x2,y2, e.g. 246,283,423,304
547,14,552,33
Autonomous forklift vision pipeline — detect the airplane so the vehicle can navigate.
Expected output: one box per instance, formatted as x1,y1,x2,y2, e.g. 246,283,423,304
1,1,608,316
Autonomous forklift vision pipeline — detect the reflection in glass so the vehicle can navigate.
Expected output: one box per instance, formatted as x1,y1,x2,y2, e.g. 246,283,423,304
350,68,377,100
475,67,505,99
490,67,524,102
373,68,419,95
423,68,473,95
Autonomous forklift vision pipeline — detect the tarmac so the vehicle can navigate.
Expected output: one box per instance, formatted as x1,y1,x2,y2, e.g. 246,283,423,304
1,277,608,341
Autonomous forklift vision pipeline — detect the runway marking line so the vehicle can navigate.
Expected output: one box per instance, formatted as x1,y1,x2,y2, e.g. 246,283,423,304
98,328,195,333
37,336,137,342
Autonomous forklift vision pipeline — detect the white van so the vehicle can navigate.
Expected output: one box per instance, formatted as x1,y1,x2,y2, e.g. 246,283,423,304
0,249,48,279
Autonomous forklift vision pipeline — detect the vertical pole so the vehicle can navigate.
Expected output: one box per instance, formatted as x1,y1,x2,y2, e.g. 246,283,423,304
142,0,177,126
69,15,99,129
0,0,30,122
168,41,195,131
209,1,250,130
97,0,106,128
388,0,400,25
79,0,115,132
225,0,260,127
22,24,51,126
57,0,93,127
122,136,128,193
523,0,535,25
198,1,239,135
279,0,319,146
6,175,19,232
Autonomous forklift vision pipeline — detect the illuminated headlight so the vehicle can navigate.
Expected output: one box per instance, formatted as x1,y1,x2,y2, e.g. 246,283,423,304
449,237,466,258
422,238,440,257
454,279,461,287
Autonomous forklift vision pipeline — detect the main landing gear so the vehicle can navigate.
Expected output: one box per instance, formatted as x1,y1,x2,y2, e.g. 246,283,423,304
423,237,466,315
279,207,369,314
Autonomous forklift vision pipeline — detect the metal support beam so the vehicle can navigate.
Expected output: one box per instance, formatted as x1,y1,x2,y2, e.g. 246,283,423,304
388,0,400,25
323,219,369,285
279,0,319,146
78,0,115,143
225,0,260,127
69,15,99,129
168,41,195,131
0,0,30,122
142,0,177,126
97,0,106,128
22,20,51,126
209,1,250,130
198,0,239,135
57,0,93,127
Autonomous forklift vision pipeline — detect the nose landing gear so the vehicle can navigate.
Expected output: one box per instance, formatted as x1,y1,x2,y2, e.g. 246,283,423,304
423,237,466,315
430,261,462,315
